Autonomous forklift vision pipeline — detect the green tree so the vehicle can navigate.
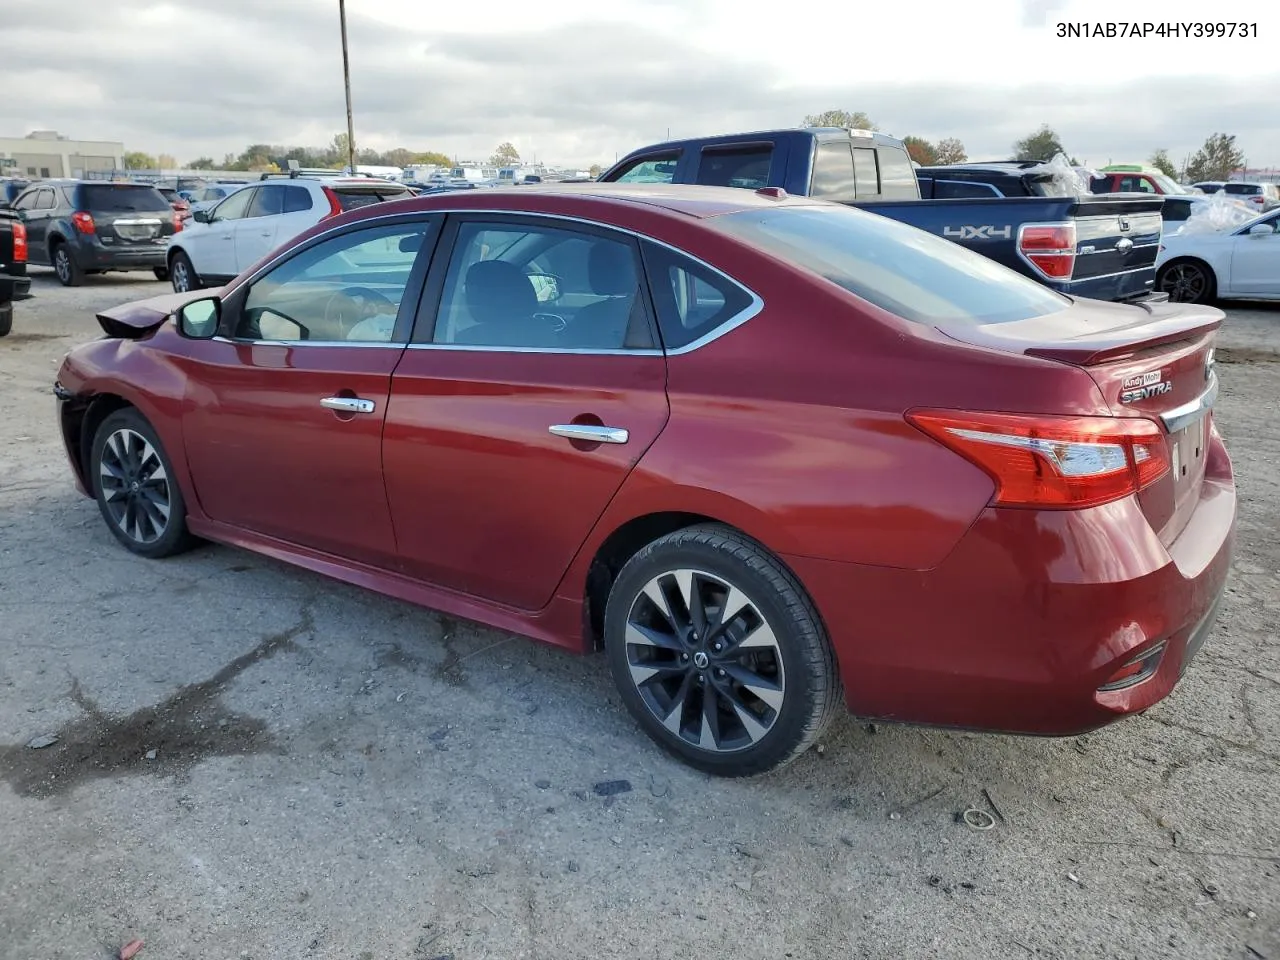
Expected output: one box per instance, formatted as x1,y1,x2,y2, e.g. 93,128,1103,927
934,137,967,164
1012,124,1066,162
186,156,215,169
123,151,157,170
1148,148,1178,179
803,109,878,131
489,142,521,165
902,136,938,165
412,151,453,167
1184,133,1245,183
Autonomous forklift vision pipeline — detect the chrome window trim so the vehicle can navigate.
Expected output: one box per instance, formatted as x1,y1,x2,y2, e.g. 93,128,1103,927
211,336,406,348
1160,372,1218,433
221,207,765,358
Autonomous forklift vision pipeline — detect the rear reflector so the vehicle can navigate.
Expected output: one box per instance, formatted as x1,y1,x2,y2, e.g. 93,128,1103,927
906,410,1170,509
1098,641,1166,691
1018,222,1076,280
12,221,26,262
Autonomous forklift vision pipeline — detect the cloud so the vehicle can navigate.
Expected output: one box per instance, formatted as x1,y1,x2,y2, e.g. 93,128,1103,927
1020,0,1072,28
0,0,1277,171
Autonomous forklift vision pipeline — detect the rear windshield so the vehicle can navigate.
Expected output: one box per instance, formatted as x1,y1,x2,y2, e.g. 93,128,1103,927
710,205,1069,325
1223,183,1261,196
332,186,413,211
80,184,171,212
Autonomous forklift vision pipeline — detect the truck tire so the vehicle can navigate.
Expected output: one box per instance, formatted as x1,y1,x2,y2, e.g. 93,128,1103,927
0,301,12,337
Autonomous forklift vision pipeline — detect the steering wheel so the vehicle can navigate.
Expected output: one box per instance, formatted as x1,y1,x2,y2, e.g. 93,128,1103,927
533,311,568,334
323,287,398,337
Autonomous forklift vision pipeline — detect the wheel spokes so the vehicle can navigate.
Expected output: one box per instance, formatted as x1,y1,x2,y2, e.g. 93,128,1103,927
626,567,786,754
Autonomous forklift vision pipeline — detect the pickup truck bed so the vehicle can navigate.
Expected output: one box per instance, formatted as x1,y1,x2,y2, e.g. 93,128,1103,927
600,129,1164,303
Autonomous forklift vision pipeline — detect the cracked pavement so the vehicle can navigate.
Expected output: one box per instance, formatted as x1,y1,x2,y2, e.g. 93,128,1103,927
1,270,1277,959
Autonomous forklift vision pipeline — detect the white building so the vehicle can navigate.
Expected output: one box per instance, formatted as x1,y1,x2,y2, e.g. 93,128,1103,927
0,130,124,179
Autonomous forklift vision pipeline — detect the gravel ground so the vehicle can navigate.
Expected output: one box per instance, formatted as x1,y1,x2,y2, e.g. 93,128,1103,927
2,268,1277,960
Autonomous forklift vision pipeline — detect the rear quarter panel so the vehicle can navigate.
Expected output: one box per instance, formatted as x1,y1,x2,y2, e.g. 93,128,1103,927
565,231,1114,575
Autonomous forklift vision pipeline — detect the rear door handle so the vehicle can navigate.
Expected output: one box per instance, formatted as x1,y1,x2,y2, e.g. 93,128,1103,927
548,423,628,444
321,396,376,414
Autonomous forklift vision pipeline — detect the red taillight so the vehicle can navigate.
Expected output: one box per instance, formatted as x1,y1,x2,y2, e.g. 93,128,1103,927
321,186,343,219
906,410,1170,509
12,221,27,262
71,211,96,235
1018,222,1076,279
172,212,183,233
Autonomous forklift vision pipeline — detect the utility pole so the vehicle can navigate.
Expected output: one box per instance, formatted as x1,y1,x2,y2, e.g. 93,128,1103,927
339,0,356,175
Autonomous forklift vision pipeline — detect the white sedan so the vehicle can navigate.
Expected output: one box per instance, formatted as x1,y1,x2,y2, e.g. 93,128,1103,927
1155,209,1280,303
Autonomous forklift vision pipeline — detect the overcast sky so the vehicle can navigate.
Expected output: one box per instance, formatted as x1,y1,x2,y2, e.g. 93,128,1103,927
2,0,1277,169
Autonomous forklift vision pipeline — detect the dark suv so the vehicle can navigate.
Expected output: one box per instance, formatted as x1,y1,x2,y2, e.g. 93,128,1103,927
7,180,180,286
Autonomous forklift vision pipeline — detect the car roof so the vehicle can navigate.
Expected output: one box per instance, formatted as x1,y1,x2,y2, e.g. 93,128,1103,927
398,182,823,219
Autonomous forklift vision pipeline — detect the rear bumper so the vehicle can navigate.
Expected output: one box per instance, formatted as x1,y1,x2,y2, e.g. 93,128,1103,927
1061,269,1159,303
0,272,30,301
787,428,1236,735
75,238,168,270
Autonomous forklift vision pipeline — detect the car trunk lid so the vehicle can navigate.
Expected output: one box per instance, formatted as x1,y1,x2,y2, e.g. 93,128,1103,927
939,298,1223,544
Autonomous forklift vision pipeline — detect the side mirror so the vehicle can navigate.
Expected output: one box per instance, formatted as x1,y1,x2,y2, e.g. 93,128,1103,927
1248,222,1275,236
177,297,220,339
192,208,210,224
527,272,560,303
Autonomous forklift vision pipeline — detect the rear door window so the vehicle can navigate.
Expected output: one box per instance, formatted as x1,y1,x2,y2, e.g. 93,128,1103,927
608,153,680,184
33,189,56,210
80,184,171,212
853,148,879,198
695,145,773,189
810,142,856,202
876,147,917,199
641,241,755,350
247,184,286,218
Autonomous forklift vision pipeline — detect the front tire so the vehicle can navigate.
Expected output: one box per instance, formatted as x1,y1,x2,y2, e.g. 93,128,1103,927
604,524,841,777
52,244,83,287
169,251,200,293
90,409,196,558
1157,259,1215,304
153,266,169,282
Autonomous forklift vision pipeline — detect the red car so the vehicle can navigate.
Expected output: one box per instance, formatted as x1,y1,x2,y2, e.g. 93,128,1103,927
54,185,1235,776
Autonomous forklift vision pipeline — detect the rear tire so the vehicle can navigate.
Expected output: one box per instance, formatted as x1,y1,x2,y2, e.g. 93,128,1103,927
169,251,200,293
603,523,841,777
90,408,196,559
0,301,12,337
53,243,83,287
1157,258,1215,304
153,266,169,281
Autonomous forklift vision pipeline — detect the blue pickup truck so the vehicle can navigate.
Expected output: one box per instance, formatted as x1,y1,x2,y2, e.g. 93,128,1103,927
599,128,1165,303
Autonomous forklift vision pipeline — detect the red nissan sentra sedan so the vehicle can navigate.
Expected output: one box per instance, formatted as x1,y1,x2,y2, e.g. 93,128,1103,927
53,184,1235,776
